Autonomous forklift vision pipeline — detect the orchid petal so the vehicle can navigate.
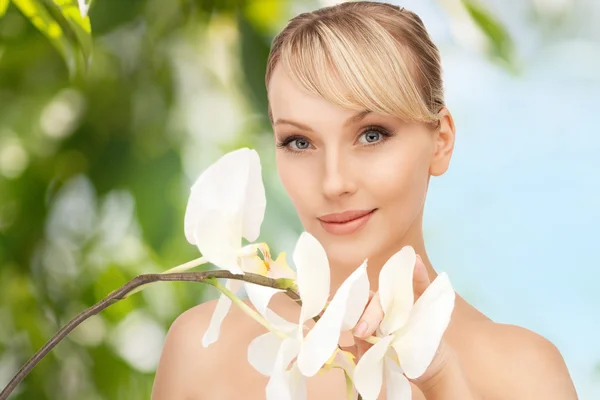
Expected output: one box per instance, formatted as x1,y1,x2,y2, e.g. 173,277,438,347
258,242,272,259
245,282,281,317
353,335,395,400
244,279,296,333
266,368,293,400
340,260,370,331
264,309,300,334
289,364,307,400
184,148,256,245
240,257,297,333
239,243,262,258
293,232,330,324
241,255,268,275
379,246,416,335
392,272,455,379
266,338,302,400
275,337,302,372
269,252,297,279
248,331,284,376
384,358,412,400
201,292,230,347
201,280,241,347
266,363,306,400
297,263,369,376
192,210,242,273
240,149,266,242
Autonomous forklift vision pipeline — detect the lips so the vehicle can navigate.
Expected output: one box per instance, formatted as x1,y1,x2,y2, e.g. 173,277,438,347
318,209,376,235
319,209,375,223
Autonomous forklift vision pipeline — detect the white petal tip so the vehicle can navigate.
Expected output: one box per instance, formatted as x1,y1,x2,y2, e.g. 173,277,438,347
296,356,320,378
201,334,216,348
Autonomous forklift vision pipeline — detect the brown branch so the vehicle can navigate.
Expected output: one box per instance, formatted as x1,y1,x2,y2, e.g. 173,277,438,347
0,270,298,400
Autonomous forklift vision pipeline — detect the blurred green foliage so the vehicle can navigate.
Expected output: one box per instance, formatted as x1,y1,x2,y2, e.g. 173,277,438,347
7,0,93,77
0,0,298,398
0,0,514,398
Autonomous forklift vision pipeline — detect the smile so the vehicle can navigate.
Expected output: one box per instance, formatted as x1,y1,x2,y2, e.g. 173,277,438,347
318,209,376,236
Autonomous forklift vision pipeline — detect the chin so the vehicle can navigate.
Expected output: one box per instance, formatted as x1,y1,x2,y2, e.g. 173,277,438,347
304,210,410,267
320,229,407,274
319,235,375,270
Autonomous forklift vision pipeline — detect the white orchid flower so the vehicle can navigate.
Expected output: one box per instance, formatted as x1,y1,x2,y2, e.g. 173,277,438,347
201,250,296,348
184,147,266,274
182,148,295,346
353,246,456,400
247,232,370,400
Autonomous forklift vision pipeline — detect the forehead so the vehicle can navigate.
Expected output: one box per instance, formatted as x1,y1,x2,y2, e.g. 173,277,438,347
267,65,358,126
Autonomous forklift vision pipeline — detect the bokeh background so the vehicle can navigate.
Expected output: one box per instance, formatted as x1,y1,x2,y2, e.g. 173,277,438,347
0,0,598,398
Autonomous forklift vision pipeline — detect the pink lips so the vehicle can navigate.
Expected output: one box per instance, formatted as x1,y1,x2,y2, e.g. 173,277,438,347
318,209,376,235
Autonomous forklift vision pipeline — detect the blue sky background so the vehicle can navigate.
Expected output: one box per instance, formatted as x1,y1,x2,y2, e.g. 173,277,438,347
389,0,600,397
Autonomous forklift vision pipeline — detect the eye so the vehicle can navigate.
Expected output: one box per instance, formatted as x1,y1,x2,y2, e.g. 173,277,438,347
276,134,314,153
290,138,311,150
357,126,392,145
360,130,382,143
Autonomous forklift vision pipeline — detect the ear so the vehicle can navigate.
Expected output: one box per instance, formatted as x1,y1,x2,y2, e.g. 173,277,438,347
429,107,456,177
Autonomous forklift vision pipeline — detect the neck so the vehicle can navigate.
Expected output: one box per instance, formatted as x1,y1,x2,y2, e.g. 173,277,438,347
295,210,489,326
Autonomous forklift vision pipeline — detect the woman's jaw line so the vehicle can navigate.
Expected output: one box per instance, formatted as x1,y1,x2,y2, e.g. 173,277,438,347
324,217,434,292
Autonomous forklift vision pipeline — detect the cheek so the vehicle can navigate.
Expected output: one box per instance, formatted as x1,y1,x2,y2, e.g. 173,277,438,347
368,144,430,211
276,155,314,217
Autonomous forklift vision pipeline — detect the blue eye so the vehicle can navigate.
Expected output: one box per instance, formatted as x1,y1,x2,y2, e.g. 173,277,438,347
360,130,382,143
276,135,313,153
290,138,310,150
277,126,392,154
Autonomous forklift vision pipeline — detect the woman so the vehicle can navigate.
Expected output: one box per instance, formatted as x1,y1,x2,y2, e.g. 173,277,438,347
152,2,578,399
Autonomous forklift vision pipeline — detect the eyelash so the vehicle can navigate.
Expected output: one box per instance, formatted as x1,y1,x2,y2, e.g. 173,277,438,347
276,125,395,154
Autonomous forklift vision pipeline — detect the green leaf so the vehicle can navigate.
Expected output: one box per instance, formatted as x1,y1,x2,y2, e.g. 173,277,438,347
461,0,516,71
12,0,92,77
12,0,77,73
51,0,93,64
0,0,10,18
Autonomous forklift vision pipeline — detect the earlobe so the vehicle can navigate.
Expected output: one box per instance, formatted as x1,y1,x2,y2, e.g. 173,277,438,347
429,107,456,177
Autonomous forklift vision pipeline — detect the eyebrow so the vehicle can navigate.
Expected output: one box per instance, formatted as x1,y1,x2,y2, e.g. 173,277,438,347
273,110,372,132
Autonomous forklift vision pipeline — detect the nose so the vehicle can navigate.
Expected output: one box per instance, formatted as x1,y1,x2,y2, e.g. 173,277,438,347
321,149,357,200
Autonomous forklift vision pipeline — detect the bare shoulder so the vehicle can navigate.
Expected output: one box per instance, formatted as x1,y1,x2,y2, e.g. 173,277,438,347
151,299,267,400
152,296,357,400
464,320,578,399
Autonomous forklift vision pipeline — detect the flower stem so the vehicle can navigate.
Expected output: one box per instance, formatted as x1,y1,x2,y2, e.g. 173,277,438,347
162,256,207,273
123,256,208,298
207,278,286,339
0,270,296,399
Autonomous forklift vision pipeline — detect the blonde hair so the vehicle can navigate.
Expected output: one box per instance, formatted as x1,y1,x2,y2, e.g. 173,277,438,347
265,1,444,127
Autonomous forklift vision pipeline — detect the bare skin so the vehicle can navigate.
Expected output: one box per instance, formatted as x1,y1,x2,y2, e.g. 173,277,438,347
152,65,578,399
151,262,577,399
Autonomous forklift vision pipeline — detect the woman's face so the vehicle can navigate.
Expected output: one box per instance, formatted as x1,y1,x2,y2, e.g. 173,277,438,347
268,65,454,273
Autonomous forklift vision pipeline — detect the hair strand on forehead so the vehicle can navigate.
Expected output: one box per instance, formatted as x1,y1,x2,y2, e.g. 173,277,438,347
266,1,445,129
